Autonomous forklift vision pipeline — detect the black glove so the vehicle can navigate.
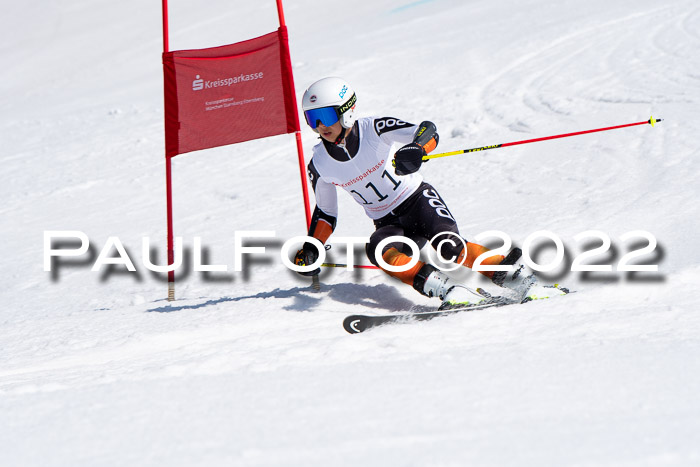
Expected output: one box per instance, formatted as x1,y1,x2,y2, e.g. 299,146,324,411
294,242,321,276
394,142,426,175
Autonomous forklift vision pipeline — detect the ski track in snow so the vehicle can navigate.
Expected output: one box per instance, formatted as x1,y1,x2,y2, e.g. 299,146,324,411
2,0,700,465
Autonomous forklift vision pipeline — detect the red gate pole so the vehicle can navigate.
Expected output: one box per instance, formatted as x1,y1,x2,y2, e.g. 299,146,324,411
295,122,312,229
276,0,318,290
162,0,176,301
276,0,312,229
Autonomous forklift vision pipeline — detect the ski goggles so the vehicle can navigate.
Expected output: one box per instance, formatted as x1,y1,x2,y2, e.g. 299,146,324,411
304,106,340,130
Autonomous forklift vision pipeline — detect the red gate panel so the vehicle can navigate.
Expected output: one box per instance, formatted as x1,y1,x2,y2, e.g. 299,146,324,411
163,27,298,157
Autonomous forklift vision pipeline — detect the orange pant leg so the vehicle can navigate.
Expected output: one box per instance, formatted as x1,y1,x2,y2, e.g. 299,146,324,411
455,243,504,279
380,247,425,285
380,244,504,284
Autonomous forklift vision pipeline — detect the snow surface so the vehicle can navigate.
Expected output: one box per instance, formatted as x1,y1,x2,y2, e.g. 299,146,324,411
2,0,700,465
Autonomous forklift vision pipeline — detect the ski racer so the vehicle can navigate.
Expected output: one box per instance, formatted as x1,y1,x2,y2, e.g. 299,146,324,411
294,77,566,308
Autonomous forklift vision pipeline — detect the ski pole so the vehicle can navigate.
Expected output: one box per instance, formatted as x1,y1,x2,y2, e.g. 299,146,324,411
313,262,380,289
322,117,662,273
322,263,379,270
423,116,662,161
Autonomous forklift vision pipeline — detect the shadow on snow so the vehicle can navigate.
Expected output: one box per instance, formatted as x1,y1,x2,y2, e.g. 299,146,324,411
146,282,420,314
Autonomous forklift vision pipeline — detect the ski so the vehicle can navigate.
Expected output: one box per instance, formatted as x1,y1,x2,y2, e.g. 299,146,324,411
343,299,512,334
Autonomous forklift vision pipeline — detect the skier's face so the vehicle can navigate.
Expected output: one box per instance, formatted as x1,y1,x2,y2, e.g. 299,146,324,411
317,121,343,142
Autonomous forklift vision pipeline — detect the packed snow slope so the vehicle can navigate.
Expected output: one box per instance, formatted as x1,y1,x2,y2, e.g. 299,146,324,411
2,0,700,465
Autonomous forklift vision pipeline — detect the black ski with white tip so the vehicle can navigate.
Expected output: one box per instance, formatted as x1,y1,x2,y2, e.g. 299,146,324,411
343,299,510,334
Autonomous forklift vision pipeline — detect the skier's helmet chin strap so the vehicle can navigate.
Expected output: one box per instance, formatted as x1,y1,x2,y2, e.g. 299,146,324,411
333,126,348,146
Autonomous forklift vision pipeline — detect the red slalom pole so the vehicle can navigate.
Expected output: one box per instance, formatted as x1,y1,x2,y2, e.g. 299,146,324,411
424,116,662,161
162,0,177,301
275,0,312,228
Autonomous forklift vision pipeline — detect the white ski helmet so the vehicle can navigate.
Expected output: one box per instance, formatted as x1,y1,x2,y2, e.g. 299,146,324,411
302,77,357,132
